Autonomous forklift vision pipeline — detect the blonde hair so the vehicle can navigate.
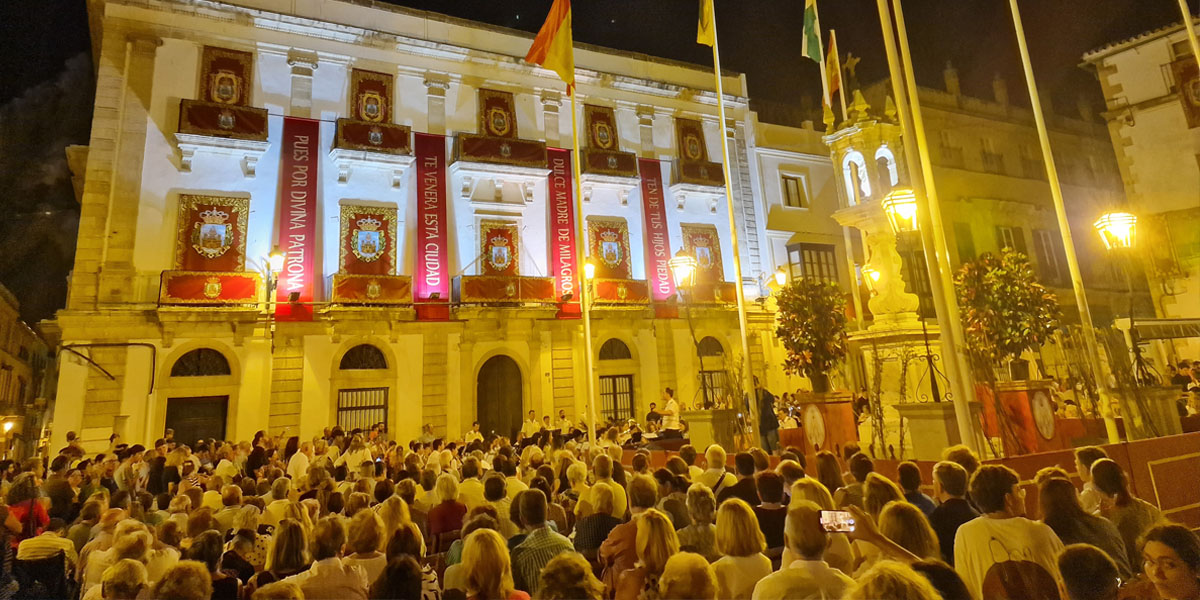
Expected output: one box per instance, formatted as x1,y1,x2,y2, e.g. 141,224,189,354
635,509,680,575
878,501,940,560
264,519,308,572
101,558,148,600
377,495,412,534
164,447,189,468
566,461,587,487
785,500,827,560
151,560,212,600
790,477,836,511
715,498,766,557
685,483,717,525
435,472,459,503
863,473,905,519
537,552,605,600
844,561,942,600
658,552,717,600
462,529,516,600
250,581,304,600
347,509,385,554
591,482,615,516
704,445,727,470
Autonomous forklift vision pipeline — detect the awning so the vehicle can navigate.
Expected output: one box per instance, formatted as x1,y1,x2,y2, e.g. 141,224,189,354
1127,318,1200,340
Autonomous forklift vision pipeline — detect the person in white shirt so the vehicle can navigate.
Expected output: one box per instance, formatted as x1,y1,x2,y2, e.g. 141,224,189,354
262,478,292,527
520,410,541,438
1074,446,1107,515
286,441,312,481
751,500,854,600
557,410,572,434
465,421,484,444
697,444,736,494
954,464,1064,600
456,458,487,511
659,388,681,436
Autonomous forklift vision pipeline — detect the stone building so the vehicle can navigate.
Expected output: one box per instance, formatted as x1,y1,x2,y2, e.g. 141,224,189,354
0,285,52,456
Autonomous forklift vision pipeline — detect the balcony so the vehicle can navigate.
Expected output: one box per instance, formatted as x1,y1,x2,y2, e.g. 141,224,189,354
175,99,270,177
158,270,261,306
938,146,965,169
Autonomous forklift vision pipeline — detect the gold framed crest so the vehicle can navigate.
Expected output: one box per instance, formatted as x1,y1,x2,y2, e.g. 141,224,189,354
586,216,632,279
359,92,385,122
175,194,249,271
350,68,394,123
681,223,723,283
339,204,398,274
477,89,518,139
479,219,520,276
487,106,511,137
199,46,253,107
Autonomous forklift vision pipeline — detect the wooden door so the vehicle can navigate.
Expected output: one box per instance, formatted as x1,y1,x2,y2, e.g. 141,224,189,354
165,396,228,445
476,356,522,439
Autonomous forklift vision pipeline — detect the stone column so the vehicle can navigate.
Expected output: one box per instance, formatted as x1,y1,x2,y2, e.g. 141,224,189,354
424,72,450,135
541,91,562,148
637,105,655,157
287,49,319,119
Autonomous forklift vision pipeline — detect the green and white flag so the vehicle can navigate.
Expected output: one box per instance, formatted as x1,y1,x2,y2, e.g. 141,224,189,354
801,0,821,63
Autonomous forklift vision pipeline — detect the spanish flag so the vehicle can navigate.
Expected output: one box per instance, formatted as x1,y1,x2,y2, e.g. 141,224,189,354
525,0,575,92
697,0,715,47
826,30,840,100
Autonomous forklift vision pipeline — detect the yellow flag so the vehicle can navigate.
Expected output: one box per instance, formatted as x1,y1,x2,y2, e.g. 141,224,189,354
525,0,575,92
697,0,715,47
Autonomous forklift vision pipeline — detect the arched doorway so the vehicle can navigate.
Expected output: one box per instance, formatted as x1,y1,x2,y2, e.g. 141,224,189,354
598,338,635,422
164,348,233,444
476,356,522,439
334,344,391,433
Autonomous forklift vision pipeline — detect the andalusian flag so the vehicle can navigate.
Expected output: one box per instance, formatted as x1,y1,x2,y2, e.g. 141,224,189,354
826,30,840,99
801,0,822,63
525,0,574,92
697,0,716,47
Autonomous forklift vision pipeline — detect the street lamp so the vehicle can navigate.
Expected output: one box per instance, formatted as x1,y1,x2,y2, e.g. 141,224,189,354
267,246,286,298
668,250,713,408
773,266,787,287
584,259,596,282
1094,211,1136,252
861,265,881,294
881,187,920,234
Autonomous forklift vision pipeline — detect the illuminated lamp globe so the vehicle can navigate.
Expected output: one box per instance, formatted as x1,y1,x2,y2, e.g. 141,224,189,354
268,246,286,274
881,187,920,234
774,266,787,286
668,250,697,289
1094,211,1136,251
2,422,12,433
861,265,882,293
584,259,596,281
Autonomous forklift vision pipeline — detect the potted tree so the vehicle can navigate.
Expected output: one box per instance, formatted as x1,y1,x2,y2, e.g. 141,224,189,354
775,277,857,452
954,248,1062,455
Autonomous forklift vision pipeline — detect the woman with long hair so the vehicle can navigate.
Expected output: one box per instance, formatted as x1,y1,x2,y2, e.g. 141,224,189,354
814,451,845,498
712,499,770,600
536,552,604,600
6,473,47,548
877,502,940,561
248,519,308,590
1091,458,1163,566
614,509,680,600
461,528,528,600
1142,524,1200,600
1038,477,1132,577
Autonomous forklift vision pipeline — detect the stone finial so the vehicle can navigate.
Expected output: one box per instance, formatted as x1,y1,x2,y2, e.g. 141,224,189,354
884,96,898,122
851,89,872,122
993,73,1009,107
943,61,961,96
823,103,836,132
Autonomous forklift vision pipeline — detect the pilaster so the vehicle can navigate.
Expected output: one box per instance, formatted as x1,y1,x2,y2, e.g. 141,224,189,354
288,49,319,119
541,91,563,148
424,72,450,136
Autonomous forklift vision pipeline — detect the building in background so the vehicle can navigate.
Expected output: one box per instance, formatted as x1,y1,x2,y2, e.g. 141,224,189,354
0,284,52,458
1084,21,1200,362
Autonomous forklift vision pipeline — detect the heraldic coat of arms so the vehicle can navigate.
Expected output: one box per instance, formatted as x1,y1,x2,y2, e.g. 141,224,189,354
352,216,385,263
693,235,714,270
600,230,622,268
192,208,233,260
489,236,512,272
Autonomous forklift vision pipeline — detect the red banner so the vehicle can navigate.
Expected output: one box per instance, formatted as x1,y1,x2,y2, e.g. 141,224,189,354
415,133,450,319
275,117,320,321
639,158,675,303
547,148,580,318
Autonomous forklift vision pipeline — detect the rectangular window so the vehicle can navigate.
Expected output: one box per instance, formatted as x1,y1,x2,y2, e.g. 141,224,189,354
598,375,634,422
1033,229,1069,286
896,233,934,318
699,371,729,405
995,225,1027,254
1173,39,1193,59
939,131,964,168
787,243,838,285
981,139,1005,174
953,222,976,262
336,387,388,432
1020,145,1045,180
781,175,808,208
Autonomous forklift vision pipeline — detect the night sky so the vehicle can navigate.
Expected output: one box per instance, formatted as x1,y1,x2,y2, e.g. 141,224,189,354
0,0,1195,323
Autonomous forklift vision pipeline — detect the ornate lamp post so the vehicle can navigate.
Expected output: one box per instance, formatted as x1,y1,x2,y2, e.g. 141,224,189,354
267,246,286,297
669,250,713,408
882,187,946,404
1095,211,1154,386
1094,212,1136,253
773,266,787,287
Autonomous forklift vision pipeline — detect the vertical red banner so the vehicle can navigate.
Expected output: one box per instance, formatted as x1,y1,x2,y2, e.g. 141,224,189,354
638,158,676,310
414,133,450,320
547,148,581,319
275,117,320,322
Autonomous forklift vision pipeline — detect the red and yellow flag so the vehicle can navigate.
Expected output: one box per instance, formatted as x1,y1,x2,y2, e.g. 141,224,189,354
525,0,575,93
826,30,841,101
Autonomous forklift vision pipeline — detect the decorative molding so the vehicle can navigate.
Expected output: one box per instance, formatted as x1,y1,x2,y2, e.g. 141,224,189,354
669,182,724,213
450,161,549,205
174,133,270,178
579,173,639,205
328,148,415,187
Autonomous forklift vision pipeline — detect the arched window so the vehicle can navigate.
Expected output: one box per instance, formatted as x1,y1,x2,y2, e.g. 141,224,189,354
339,344,388,370
170,348,231,377
874,145,899,196
599,338,632,360
698,336,724,357
841,150,871,204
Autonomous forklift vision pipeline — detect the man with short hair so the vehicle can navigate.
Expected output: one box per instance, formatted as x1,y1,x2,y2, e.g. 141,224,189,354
599,475,658,594
717,452,761,506
465,421,483,444
1058,543,1120,600
262,478,292,526
17,518,78,569
929,460,978,565
679,444,704,481
284,517,368,600
897,461,936,517
557,410,572,434
286,441,312,481
457,457,486,511
511,489,572,595
659,388,681,437
646,402,661,427
521,410,541,438
576,455,626,519
834,453,872,509
113,445,145,493
954,465,1063,600
751,500,854,600
698,445,736,494
1074,446,1108,515
214,485,243,533
44,455,75,521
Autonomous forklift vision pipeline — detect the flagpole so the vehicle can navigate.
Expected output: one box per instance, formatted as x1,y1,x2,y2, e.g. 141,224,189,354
878,0,980,452
831,31,849,125
1177,0,1200,70
708,3,759,448
1005,0,1120,443
568,89,600,450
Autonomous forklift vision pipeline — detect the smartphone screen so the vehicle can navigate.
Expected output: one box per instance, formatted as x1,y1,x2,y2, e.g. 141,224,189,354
819,510,856,533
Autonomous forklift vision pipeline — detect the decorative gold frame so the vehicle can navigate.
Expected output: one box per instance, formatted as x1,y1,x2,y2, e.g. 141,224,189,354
158,270,262,304
479,219,520,275
587,216,632,277
584,104,619,150
681,223,723,280
349,68,394,123
477,88,518,138
174,194,250,270
339,204,398,273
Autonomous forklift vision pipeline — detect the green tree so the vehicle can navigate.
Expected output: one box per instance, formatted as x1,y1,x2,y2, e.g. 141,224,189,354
774,278,849,393
954,247,1062,366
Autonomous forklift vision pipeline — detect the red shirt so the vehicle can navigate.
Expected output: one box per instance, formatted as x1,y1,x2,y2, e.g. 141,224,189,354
8,500,48,547
427,500,468,538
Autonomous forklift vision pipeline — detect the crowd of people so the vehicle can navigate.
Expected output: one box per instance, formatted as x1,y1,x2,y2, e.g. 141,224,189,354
0,421,1192,600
